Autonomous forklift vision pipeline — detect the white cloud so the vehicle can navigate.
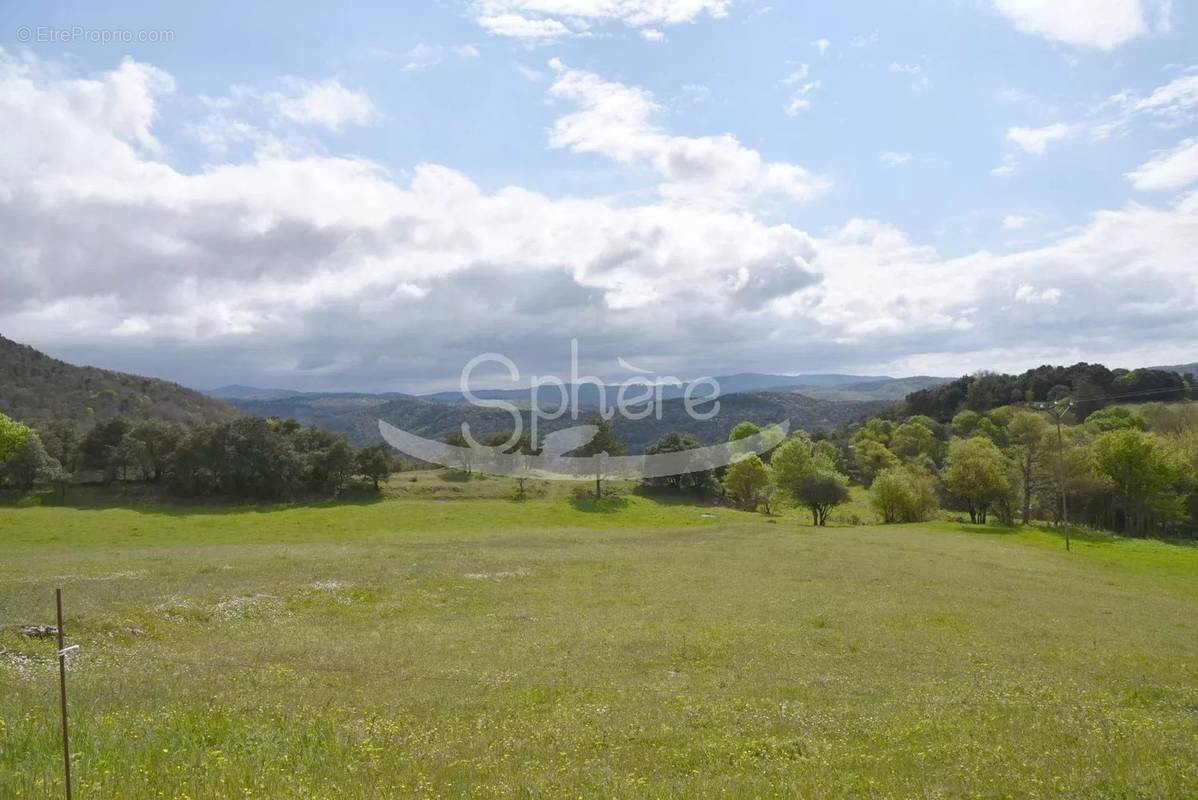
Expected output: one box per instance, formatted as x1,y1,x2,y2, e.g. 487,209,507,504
1002,214,1031,230
472,0,729,38
273,78,375,130
992,0,1170,49
1014,284,1062,304
1127,138,1198,191
400,43,480,72
812,38,831,54
1096,73,1198,137
880,151,912,166
640,28,666,42
547,61,830,204
785,81,820,116
850,31,879,47
1006,123,1070,154
992,154,1018,177
4,53,1197,389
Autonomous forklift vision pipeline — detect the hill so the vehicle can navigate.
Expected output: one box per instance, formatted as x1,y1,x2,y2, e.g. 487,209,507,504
0,334,239,428
787,375,949,403
231,389,883,451
418,372,900,406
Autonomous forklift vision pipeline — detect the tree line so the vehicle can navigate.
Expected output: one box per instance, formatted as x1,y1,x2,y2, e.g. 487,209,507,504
0,413,396,500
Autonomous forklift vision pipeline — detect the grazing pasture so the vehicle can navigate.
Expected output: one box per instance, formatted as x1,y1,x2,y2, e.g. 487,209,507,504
2,474,1196,798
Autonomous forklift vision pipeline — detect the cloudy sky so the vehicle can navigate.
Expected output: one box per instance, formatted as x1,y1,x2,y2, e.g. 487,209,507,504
1,0,1196,392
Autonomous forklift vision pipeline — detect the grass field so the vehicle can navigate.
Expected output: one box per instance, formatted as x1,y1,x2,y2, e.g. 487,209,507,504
2,472,1197,798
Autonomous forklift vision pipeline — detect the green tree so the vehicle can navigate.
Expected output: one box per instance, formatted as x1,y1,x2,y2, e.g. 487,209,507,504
853,418,894,448
724,454,772,511
870,465,939,523
771,434,816,498
944,437,1011,524
0,412,35,463
645,431,713,493
1007,410,1049,524
574,416,626,498
794,471,850,526
1085,406,1147,433
891,419,942,464
80,418,130,479
356,443,395,489
854,439,899,486
129,420,183,482
2,435,64,491
728,421,761,443
1091,429,1183,535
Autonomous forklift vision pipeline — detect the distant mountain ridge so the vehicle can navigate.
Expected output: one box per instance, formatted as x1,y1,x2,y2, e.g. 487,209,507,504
232,390,887,452
0,335,239,428
213,372,933,409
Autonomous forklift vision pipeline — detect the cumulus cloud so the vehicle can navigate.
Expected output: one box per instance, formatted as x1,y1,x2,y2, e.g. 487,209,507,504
547,61,830,205
1002,214,1030,230
472,0,729,38
1127,138,1198,191
2,52,1196,390
992,0,1170,49
1006,123,1070,154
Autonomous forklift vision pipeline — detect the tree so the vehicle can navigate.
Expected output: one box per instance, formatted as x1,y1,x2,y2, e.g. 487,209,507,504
2,435,64,491
128,420,183,481
771,434,816,498
1085,406,1147,433
1091,429,1183,535
794,472,850,526
356,443,395,489
645,431,713,493
870,465,938,523
891,418,942,464
1007,410,1049,524
573,415,626,498
0,412,35,463
943,437,1011,524
854,439,899,486
724,454,772,511
728,421,761,443
79,418,130,479
37,419,80,472
853,418,894,448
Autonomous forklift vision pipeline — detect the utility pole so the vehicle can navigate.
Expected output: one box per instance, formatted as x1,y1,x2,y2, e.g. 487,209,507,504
1051,398,1072,552
55,588,79,800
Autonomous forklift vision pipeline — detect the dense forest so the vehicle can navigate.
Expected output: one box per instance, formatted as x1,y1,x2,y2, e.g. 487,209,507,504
0,334,237,427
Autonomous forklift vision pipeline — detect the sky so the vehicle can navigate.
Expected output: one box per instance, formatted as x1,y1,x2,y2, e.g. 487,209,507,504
1,0,1196,392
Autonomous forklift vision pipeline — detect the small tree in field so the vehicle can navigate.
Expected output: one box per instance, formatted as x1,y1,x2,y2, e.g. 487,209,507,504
356,443,395,489
944,436,1011,524
724,455,772,511
574,416,626,498
795,471,850,526
870,465,939,523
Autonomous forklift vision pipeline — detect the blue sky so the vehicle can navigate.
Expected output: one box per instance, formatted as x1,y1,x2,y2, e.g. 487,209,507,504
1,1,1196,391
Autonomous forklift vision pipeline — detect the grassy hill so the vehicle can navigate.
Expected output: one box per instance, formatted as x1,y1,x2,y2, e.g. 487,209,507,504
0,335,239,428
2,487,1195,798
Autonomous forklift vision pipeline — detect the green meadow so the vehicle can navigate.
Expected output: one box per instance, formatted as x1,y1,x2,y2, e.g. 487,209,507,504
2,473,1197,798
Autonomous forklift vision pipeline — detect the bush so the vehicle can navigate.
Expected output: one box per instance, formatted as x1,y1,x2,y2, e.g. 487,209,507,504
871,466,939,523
